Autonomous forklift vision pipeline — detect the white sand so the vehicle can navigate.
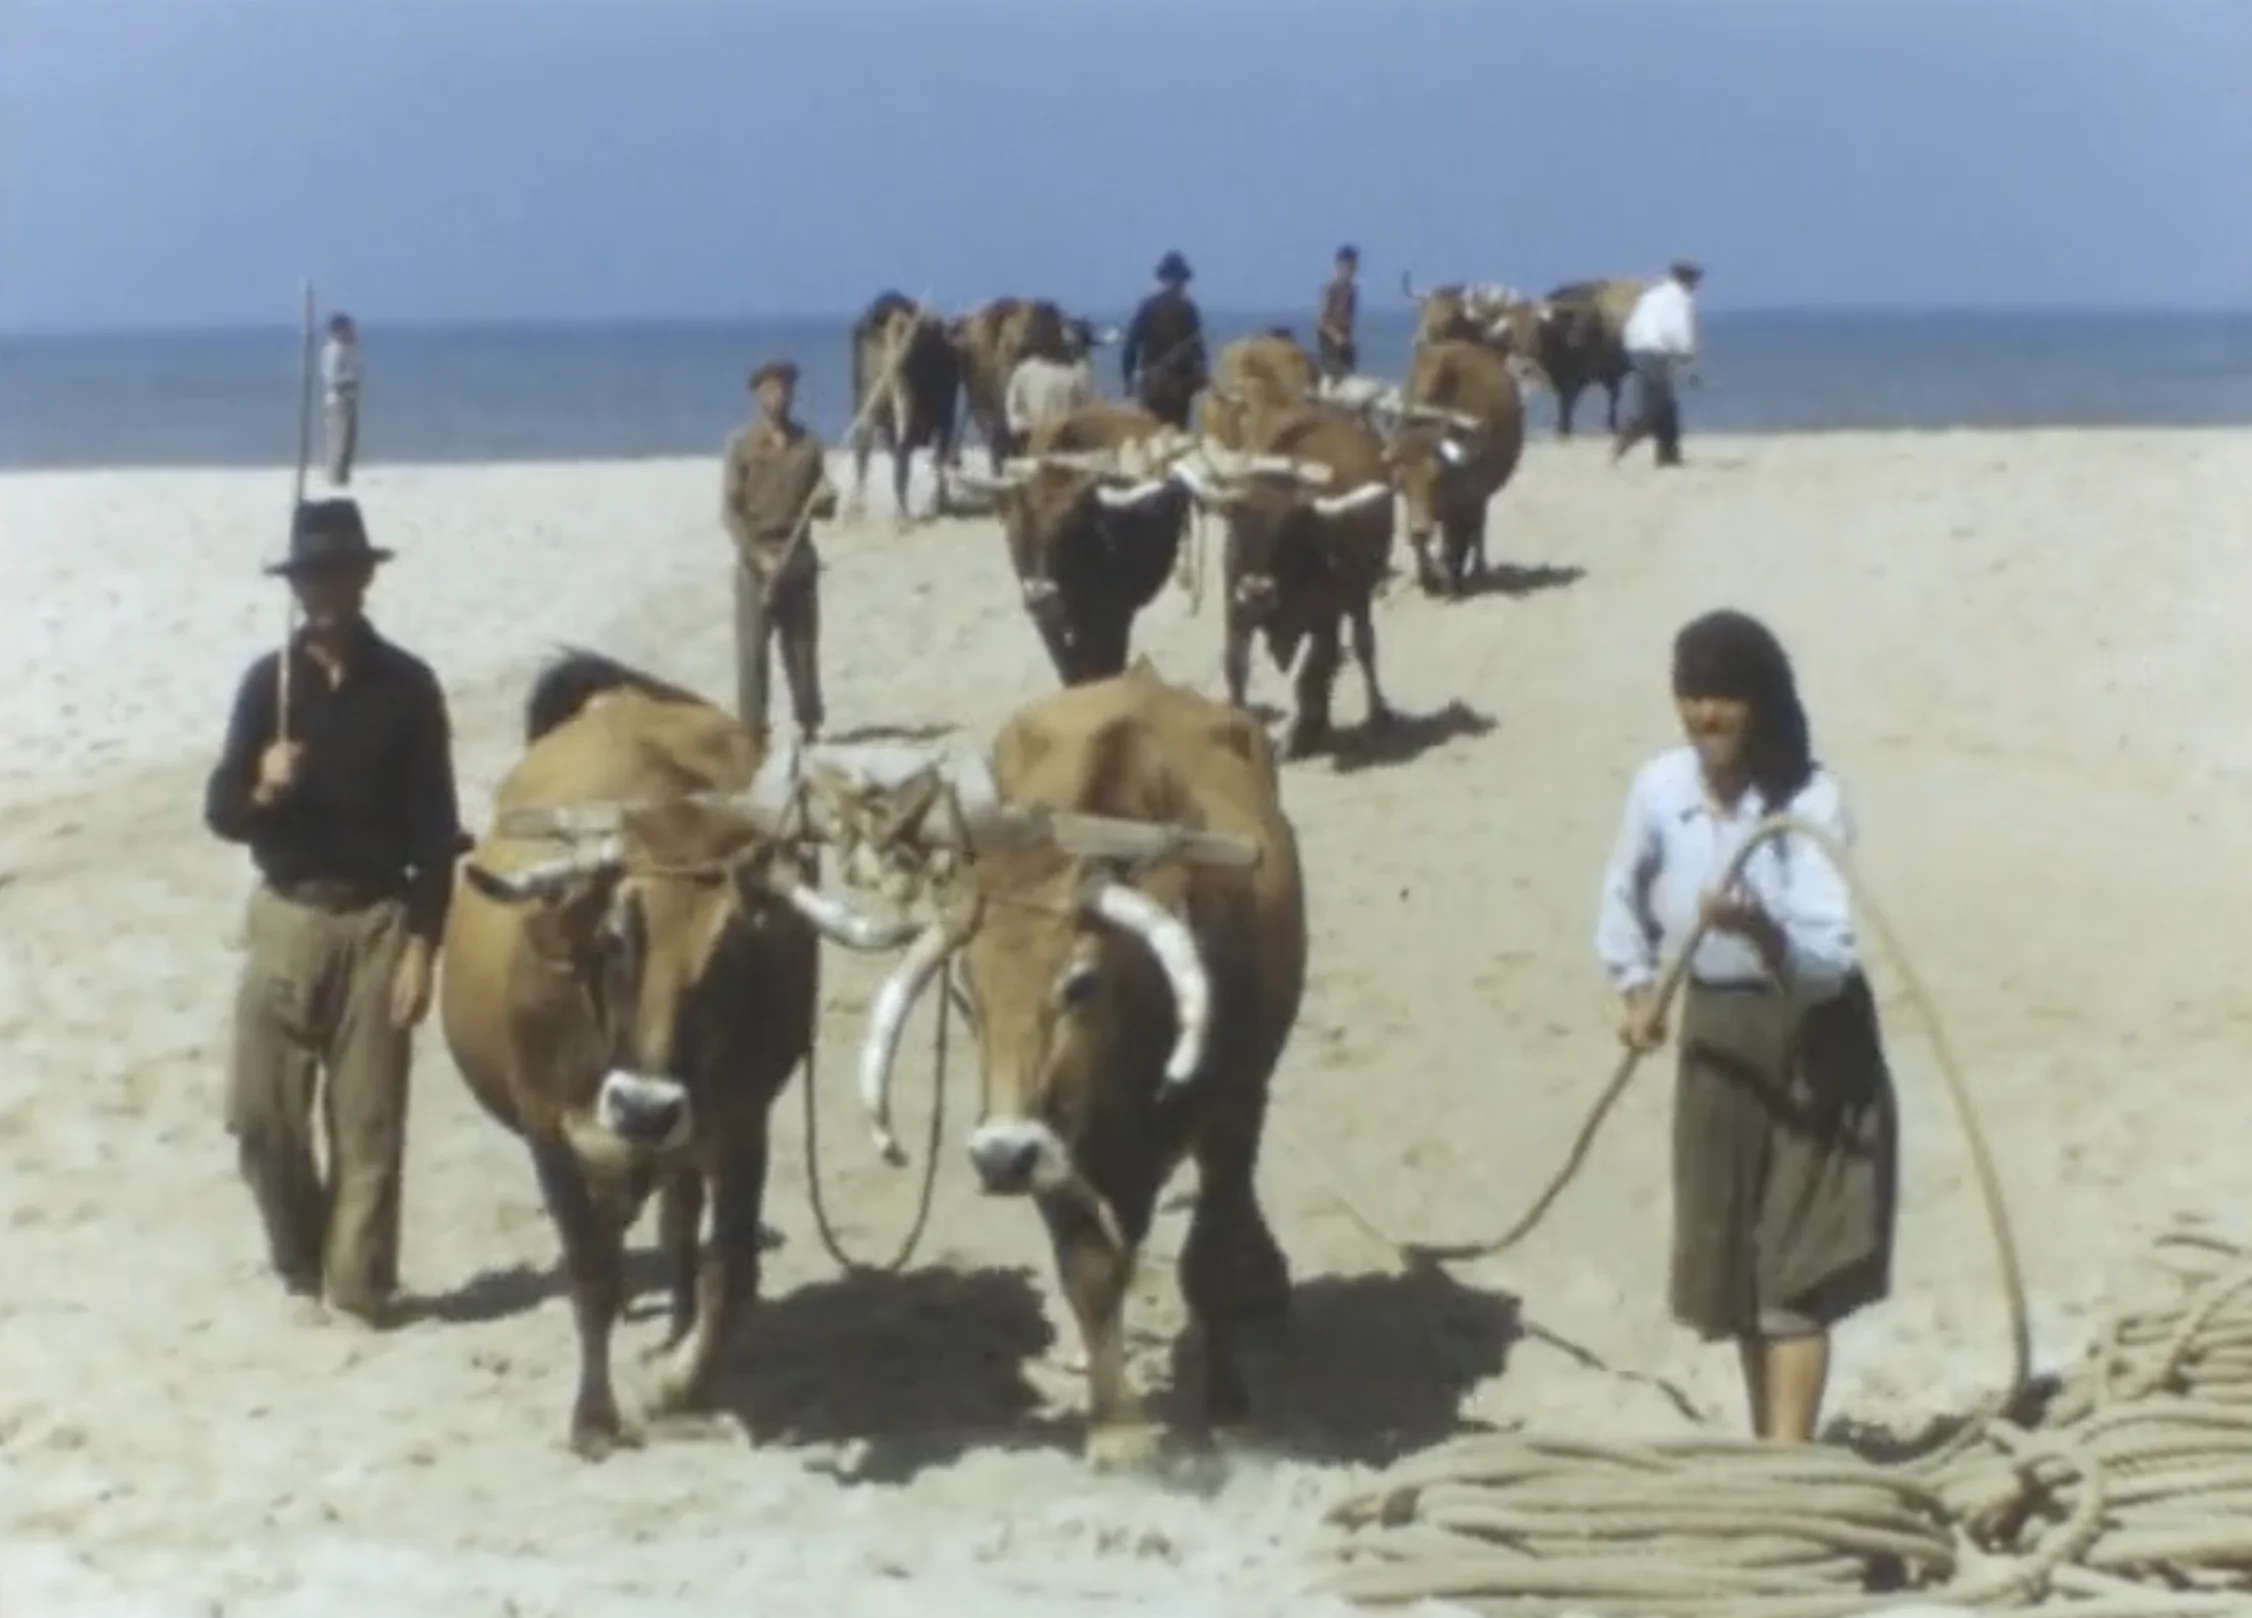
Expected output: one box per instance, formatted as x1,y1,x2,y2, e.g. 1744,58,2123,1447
5,430,2252,1617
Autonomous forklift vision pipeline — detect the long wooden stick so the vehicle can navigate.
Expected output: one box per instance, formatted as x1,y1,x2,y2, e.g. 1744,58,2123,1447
276,279,318,742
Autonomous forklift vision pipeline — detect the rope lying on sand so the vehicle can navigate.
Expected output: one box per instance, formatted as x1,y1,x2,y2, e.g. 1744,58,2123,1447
1315,1225,2252,1616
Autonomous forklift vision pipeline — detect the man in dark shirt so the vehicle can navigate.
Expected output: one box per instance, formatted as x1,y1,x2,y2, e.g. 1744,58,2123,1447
1119,250,1209,429
1317,244,1360,382
203,497,463,1326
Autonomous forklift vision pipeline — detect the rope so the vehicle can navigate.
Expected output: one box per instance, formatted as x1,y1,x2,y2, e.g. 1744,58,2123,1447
797,975,951,1274
1288,812,2252,1614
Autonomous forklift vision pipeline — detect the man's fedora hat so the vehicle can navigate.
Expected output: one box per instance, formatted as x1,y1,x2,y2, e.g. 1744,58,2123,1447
266,497,394,577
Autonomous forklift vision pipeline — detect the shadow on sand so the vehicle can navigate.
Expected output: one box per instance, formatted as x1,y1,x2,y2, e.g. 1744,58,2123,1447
1459,561,1588,600
1161,1259,1523,1468
717,1262,1061,1483
1329,700,1499,775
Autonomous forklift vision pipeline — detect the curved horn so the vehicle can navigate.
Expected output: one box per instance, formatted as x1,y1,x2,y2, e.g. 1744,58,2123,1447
1400,269,1427,303
1310,481,1394,519
461,834,628,902
857,921,961,1164
1084,882,1210,1085
955,468,1029,494
1168,461,1234,507
775,881,924,952
1092,477,1173,509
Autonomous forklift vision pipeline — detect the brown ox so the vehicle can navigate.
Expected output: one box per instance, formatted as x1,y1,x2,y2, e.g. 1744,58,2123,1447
956,401,1191,687
1198,331,1321,452
1381,339,1528,598
848,291,965,524
1164,405,1397,758
953,297,1115,472
440,651,912,1459
854,662,1306,1465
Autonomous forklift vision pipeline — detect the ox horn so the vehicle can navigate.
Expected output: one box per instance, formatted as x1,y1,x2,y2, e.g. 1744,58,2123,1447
462,834,628,901
1083,882,1211,1084
858,919,962,1165
773,881,924,953
954,467,1030,495
1310,481,1394,519
1400,269,1428,304
1092,477,1174,510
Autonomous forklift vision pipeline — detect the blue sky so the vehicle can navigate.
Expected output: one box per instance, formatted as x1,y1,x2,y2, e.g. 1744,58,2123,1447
3,0,2247,332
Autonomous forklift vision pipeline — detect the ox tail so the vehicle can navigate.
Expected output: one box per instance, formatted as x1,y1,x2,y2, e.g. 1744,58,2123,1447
524,648,710,744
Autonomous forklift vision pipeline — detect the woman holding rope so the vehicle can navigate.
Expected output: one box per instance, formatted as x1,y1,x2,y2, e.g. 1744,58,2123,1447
1595,607,1899,1445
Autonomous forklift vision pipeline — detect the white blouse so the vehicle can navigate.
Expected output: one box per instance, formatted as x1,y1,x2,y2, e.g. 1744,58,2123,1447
1593,745,1858,1000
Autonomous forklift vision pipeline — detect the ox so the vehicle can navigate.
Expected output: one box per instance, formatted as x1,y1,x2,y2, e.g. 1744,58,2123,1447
1529,277,1645,437
1199,331,1321,453
440,651,913,1459
954,297,1115,472
1165,405,1397,759
854,662,1307,1465
957,401,1191,687
1380,338,1528,598
848,291,964,524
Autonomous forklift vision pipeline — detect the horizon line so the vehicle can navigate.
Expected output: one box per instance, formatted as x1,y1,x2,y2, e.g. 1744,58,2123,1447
6,299,2252,343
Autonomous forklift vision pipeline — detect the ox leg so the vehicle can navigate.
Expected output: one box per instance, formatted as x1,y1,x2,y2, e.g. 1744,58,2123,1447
891,440,917,531
1182,1097,1292,1432
1603,373,1626,435
530,1139,641,1460
1554,381,1583,438
1039,1193,1160,1469
848,421,876,514
648,1144,766,1420
1345,599,1395,730
656,1170,704,1352
1283,625,1343,759
1221,616,1254,712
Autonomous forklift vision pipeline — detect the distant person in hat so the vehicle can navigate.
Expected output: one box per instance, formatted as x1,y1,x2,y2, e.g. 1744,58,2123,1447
721,358,837,743
202,497,463,1328
1120,250,1209,429
321,313,363,486
1316,244,1360,383
1616,260,1704,468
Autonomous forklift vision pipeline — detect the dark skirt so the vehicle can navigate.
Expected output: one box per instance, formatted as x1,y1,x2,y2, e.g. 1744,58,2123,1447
1670,972,1899,1341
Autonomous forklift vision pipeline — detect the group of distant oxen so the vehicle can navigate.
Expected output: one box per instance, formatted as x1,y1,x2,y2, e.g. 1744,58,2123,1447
428,270,1644,1468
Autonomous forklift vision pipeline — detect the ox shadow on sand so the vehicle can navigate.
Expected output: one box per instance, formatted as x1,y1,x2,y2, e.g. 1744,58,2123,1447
1457,560,1588,601
1158,1257,1523,1469
715,1261,1059,1481
1330,699,1499,775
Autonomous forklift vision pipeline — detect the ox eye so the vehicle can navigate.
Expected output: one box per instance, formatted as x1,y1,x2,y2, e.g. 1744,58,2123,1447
1055,961,1100,1010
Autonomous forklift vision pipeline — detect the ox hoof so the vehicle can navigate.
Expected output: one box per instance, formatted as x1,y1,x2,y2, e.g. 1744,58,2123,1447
1084,1420,1167,1473
568,1409,646,1463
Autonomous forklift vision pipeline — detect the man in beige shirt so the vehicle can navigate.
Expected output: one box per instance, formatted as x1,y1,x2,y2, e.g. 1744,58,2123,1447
721,359,837,741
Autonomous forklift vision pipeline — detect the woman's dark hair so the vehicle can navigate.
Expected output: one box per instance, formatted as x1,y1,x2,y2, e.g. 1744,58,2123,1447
1670,608,1815,805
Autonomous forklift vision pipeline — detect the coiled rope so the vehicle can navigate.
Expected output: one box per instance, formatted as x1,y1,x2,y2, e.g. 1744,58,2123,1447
1287,813,2252,1614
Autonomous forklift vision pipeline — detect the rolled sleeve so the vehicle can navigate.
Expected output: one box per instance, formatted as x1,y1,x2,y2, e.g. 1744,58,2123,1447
1773,776,1858,1001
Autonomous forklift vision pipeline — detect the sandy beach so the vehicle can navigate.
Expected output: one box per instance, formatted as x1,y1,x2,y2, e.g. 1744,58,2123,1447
5,427,2252,1617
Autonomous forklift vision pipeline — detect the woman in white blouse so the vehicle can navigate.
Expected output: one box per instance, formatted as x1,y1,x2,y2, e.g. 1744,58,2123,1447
1595,608,1898,1445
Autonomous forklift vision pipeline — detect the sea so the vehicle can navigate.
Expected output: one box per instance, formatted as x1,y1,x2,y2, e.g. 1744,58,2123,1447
4,306,2250,471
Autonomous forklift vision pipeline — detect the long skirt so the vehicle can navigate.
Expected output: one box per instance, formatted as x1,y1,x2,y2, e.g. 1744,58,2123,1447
1671,972,1899,1341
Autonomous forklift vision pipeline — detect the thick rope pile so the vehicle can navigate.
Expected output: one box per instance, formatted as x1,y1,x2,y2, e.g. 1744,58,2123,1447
1290,810,2252,1616
1316,1224,2252,1615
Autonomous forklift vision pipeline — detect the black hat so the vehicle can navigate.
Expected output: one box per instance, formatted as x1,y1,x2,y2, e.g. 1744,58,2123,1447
266,497,393,577
749,358,800,389
1155,250,1192,284
1669,258,1705,283
1336,244,1360,262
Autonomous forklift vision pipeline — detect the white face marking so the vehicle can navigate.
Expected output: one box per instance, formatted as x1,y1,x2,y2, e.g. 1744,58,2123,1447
965,1117,1073,1194
593,1069,693,1152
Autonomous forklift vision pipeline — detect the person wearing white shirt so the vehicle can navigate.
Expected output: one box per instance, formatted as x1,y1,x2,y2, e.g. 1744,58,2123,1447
1000,301,1095,454
1594,607,1899,1446
1614,260,1702,467
320,313,364,487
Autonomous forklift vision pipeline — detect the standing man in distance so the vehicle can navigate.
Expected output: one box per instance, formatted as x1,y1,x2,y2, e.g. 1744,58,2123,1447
321,313,364,487
1120,250,1209,430
1316,244,1360,383
722,358,837,745
203,497,463,1328
1614,260,1704,468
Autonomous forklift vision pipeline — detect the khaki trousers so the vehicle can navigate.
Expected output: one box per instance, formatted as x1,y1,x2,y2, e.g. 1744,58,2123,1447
733,555,825,736
226,885,412,1310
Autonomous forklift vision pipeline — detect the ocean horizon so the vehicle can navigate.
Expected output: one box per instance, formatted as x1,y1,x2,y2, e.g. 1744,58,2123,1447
5,305,2250,472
